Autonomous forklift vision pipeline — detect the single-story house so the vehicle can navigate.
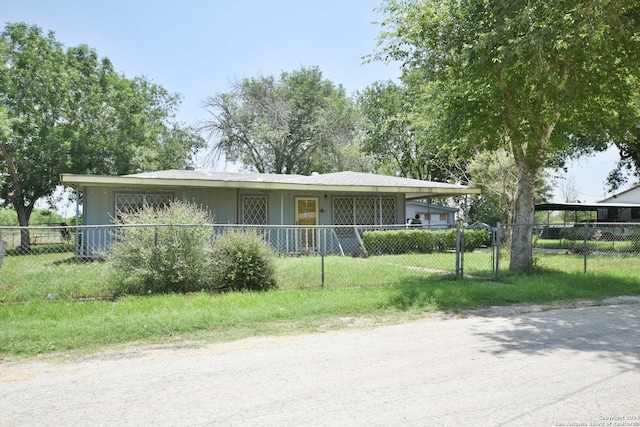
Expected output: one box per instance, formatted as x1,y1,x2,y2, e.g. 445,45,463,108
536,184,640,223
405,201,458,228
598,185,640,221
61,168,480,255
535,185,640,240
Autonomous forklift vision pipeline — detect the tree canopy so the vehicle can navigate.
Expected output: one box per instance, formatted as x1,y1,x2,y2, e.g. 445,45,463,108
374,0,640,270
0,22,204,247
466,149,552,226
201,66,361,175
357,80,431,179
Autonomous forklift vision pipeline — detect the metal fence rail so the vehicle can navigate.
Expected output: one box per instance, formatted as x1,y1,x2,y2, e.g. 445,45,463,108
0,223,487,281
0,223,463,257
500,222,640,274
3,222,639,284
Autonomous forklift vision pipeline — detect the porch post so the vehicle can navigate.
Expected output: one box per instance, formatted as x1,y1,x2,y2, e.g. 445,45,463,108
280,192,284,225
74,185,81,259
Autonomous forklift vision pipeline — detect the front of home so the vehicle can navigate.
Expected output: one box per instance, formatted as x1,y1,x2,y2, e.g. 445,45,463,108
61,168,480,256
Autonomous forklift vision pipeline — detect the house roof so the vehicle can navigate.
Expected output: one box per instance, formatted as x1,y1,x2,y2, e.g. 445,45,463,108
406,200,459,212
601,183,640,203
61,169,480,198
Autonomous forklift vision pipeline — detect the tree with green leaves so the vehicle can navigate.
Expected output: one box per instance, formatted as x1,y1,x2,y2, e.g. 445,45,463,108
201,66,360,175
0,23,204,250
358,80,428,179
466,149,552,226
374,0,640,271
358,77,472,181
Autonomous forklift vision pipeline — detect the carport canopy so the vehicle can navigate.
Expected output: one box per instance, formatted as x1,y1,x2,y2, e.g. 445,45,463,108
535,202,640,212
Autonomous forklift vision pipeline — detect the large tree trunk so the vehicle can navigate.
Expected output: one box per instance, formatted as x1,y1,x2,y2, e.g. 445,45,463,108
509,168,536,271
506,108,560,271
14,202,33,253
1,141,34,252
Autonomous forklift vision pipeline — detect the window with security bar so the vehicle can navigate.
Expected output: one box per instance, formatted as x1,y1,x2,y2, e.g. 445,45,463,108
243,196,268,224
333,197,396,225
115,193,174,215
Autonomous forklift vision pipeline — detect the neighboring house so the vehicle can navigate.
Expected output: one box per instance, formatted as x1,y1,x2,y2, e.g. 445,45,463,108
598,185,640,222
535,184,640,240
536,184,640,223
405,201,458,228
61,168,479,256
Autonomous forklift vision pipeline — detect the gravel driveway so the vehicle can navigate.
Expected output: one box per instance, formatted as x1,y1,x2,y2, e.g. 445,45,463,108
2,297,639,426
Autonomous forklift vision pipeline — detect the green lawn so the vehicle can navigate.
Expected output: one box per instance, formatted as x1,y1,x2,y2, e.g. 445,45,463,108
1,251,640,359
535,237,638,252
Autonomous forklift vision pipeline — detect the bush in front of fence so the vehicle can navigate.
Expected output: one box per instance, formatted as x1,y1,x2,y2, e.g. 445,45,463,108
209,231,277,292
463,229,491,251
108,201,214,295
362,229,489,255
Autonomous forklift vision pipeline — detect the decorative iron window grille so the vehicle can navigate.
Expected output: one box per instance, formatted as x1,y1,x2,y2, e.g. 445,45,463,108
243,196,268,225
333,197,396,225
115,194,174,215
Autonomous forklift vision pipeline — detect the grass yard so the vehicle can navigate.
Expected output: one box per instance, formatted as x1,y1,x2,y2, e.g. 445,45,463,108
1,251,640,359
535,237,638,252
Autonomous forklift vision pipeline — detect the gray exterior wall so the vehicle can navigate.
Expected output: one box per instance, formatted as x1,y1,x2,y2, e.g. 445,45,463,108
81,185,406,226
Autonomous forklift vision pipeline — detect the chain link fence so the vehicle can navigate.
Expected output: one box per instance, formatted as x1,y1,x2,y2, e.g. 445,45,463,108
0,223,493,283
499,222,640,274
2,222,638,288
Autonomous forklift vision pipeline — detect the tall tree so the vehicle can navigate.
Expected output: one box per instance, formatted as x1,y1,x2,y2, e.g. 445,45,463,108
358,76,473,181
0,23,204,250
374,0,640,270
358,80,428,179
201,66,360,175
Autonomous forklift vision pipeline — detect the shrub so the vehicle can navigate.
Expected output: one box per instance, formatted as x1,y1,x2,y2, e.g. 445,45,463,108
463,229,490,251
363,229,441,255
108,201,214,295
362,228,488,255
209,231,277,292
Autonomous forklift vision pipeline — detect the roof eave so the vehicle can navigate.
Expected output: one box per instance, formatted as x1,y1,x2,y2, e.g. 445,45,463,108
60,174,482,196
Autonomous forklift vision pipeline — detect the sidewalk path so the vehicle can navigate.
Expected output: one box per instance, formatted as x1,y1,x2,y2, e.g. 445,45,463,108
2,299,639,426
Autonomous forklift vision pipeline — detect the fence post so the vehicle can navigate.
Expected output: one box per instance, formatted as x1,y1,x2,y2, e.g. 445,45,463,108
455,221,462,279
460,221,465,278
583,225,588,274
490,227,495,278
153,225,158,294
321,228,325,289
495,223,501,279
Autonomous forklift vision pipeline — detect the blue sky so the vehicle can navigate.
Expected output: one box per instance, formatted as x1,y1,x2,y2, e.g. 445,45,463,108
5,0,398,124
4,0,628,202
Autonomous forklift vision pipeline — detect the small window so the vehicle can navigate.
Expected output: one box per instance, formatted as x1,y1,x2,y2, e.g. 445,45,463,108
632,208,640,220
243,196,267,225
440,213,447,221
115,193,173,215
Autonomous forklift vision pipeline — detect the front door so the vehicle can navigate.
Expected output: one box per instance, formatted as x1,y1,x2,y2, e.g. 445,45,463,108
295,197,318,250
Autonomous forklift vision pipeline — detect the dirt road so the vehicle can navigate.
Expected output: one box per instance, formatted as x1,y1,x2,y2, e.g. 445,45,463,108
2,297,639,426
